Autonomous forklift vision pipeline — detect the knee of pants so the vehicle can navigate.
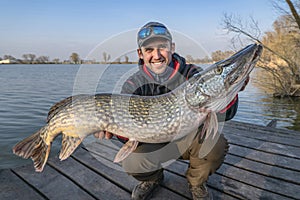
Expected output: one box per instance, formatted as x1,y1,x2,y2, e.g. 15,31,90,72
122,152,162,174
186,161,211,185
203,134,229,162
188,152,224,181
122,142,180,174
188,134,229,171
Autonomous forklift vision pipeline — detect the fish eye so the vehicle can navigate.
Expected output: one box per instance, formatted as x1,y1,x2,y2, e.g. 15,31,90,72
215,66,223,75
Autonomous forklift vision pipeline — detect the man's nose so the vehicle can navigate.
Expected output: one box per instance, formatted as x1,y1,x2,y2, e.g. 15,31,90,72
152,48,161,58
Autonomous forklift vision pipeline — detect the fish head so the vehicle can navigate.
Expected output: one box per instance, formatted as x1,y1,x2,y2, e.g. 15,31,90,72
186,43,263,111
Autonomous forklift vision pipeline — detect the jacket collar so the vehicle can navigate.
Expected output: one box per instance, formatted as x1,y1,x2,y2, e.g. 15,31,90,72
138,53,185,83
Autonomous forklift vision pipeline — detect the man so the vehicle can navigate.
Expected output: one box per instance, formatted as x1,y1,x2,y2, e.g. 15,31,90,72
95,21,242,200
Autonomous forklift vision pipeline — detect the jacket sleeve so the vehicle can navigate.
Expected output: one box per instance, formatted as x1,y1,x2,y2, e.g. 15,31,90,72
121,79,138,95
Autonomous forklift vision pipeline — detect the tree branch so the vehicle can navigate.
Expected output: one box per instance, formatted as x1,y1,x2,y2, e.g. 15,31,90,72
286,0,300,30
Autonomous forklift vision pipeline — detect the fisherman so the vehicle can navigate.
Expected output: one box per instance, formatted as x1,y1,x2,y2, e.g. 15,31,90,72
94,21,248,200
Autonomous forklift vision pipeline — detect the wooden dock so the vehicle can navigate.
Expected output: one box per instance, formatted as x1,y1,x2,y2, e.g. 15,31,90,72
1,120,300,199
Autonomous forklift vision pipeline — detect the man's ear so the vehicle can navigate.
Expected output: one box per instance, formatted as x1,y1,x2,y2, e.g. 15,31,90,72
171,42,175,54
137,48,143,59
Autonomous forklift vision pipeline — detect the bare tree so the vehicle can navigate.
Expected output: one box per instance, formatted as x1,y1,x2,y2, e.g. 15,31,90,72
36,56,49,64
3,55,16,61
22,54,29,63
211,50,234,62
53,58,60,64
124,55,129,63
29,54,36,63
286,0,300,29
102,52,111,63
22,53,36,64
70,52,80,64
222,0,300,97
185,55,194,63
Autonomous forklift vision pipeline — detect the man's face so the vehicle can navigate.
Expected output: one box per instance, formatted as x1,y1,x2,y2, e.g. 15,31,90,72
138,38,174,74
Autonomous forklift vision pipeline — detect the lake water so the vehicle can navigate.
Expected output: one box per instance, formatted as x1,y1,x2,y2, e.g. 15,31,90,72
0,64,299,169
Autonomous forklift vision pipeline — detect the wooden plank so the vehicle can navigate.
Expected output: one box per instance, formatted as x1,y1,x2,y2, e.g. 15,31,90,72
208,173,292,200
100,134,300,172
161,165,238,200
81,144,194,199
217,163,300,199
224,154,300,185
167,161,294,200
72,147,189,200
12,164,95,200
82,141,243,199
0,169,45,200
225,133,300,158
223,126,300,148
87,139,300,199
6,120,299,200
228,144,300,171
74,147,136,192
226,120,300,137
47,155,132,200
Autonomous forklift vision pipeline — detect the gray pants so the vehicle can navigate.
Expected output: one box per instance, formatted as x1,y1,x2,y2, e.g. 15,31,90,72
122,130,229,186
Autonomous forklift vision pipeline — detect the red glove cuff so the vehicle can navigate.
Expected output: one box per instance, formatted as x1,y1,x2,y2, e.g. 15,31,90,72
219,94,238,113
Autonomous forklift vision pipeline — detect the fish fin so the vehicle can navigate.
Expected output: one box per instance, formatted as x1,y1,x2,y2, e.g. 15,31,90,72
13,126,50,172
59,134,82,161
47,94,88,122
114,140,139,163
47,96,72,122
200,112,219,140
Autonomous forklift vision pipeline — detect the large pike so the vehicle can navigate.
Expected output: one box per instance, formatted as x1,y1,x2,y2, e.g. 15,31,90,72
13,44,262,172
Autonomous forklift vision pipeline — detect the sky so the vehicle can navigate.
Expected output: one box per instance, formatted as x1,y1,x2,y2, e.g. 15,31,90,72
0,0,282,61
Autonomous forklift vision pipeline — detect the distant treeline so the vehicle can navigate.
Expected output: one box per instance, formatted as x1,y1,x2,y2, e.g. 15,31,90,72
0,53,134,65
0,50,235,65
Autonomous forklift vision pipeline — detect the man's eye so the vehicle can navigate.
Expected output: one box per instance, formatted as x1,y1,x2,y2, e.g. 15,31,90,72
159,45,168,49
145,48,153,52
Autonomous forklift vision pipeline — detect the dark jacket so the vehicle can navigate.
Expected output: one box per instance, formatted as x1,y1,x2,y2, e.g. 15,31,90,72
121,53,200,95
118,53,238,142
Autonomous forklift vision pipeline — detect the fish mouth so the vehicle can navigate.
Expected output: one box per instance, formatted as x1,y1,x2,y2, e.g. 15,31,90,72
224,44,263,88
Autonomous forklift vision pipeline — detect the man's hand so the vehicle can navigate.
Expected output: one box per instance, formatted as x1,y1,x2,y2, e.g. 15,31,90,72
240,76,250,91
94,131,114,140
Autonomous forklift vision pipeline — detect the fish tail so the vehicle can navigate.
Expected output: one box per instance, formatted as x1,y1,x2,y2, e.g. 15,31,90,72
13,126,50,172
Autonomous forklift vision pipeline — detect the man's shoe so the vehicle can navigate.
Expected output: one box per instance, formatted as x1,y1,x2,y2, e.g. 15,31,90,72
131,174,164,200
189,182,211,200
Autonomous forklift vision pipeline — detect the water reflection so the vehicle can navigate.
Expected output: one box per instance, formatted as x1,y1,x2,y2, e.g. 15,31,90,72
235,68,300,131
